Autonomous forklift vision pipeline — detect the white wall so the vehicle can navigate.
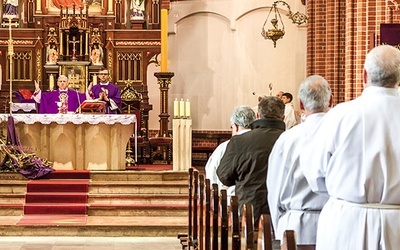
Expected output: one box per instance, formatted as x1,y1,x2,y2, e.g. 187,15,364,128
148,0,307,131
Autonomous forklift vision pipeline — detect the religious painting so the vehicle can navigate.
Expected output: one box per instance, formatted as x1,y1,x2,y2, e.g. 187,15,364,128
60,65,87,92
46,0,103,14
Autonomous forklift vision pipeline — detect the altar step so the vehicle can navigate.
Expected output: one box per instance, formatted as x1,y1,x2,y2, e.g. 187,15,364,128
0,170,189,237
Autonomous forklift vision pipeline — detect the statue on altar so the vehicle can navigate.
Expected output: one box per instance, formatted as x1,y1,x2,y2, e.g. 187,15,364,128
90,44,103,65
130,0,145,20
46,45,59,65
3,0,18,17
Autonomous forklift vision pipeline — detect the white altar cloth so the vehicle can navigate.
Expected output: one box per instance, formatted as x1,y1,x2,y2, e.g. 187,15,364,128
0,114,137,171
11,103,36,113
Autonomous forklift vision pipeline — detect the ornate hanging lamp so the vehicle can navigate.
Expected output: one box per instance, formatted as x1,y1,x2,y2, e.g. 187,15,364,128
261,1,308,48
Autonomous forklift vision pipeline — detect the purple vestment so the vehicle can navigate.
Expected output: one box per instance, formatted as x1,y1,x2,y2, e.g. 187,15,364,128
38,89,87,114
91,83,122,114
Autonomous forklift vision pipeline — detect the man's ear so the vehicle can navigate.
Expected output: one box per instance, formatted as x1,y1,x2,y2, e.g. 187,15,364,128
299,100,304,110
234,124,239,133
363,69,368,88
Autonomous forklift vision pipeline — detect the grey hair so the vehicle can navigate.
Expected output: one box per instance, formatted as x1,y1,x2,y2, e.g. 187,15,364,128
364,45,400,88
230,105,256,129
298,75,331,112
58,75,68,82
258,96,285,119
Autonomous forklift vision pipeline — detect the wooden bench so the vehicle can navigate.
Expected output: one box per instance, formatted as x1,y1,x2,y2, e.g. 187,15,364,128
178,168,315,250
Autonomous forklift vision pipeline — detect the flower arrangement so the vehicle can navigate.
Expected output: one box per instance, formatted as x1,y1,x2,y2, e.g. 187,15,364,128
0,117,54,179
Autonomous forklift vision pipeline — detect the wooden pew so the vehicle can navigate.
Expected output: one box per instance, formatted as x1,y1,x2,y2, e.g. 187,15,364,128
179,169,315,250
193,171,199,249
230,196,240,250
205,179,211,250
257,214,273,250
199,174,205,250
211,183,219,250
220,189,229,249
241,203,255,250
281,230,296,250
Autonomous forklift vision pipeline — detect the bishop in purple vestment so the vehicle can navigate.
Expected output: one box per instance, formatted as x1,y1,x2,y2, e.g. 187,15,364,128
90,69,122,114
33,75,88,114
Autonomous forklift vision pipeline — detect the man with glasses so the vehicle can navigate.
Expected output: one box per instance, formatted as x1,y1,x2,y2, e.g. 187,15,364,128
90,68,122,114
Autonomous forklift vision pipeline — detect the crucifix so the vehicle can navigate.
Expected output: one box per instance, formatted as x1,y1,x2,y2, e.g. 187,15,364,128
69,36,79,61
1,18,19,115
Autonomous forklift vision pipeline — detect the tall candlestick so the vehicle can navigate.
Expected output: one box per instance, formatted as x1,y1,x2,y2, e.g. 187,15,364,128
179,98,185,118
185,99,191,118
174,98,179,118
49,74,54,90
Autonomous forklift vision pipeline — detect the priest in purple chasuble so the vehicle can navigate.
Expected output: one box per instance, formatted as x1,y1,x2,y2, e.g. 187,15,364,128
33,75,89,114
90,68,122,114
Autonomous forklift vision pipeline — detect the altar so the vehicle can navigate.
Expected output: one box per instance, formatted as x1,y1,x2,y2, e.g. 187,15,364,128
0,114,137,171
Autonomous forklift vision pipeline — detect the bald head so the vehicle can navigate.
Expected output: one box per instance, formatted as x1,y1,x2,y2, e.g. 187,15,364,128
364,45,400,88
298,75,331,112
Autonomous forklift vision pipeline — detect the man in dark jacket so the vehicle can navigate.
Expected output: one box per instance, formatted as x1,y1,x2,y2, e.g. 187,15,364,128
217,96,285,226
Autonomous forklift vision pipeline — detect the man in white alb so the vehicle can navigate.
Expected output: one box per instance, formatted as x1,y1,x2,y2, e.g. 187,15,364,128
301,45,400,249
267,75,331,244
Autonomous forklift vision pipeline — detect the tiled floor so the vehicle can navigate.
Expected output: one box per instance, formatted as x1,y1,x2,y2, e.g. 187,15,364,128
0,236,182,250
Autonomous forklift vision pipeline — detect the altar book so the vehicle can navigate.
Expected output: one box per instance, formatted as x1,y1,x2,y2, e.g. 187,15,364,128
78,100,106,113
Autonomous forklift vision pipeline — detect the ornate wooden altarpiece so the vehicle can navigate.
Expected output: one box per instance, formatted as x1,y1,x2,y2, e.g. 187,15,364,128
0,0,163,139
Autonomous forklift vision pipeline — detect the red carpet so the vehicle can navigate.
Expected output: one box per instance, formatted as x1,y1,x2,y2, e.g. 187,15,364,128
18,171,90,225
17,215,87,225
26,180,89,193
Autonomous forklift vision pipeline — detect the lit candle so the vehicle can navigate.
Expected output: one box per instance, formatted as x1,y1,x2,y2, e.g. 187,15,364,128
185,99,191,118
174,98,179,118
179,98,185,118
93,74,98,85
161,9,168,72
49,74,54,90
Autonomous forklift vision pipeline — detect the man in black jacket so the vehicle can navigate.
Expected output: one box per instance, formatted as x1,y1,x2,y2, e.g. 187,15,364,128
217,96,285,226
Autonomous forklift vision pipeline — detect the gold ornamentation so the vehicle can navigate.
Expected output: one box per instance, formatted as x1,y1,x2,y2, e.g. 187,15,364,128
115,41,161,46
0,40,34,45
261,1,308,48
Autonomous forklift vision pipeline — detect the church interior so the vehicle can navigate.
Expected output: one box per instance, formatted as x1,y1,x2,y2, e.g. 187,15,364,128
0,0,399,249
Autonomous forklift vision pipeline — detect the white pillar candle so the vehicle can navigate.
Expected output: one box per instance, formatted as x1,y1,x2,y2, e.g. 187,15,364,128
185,99,191,118
93,74,98,85
179,98,185,118
174,98,179,118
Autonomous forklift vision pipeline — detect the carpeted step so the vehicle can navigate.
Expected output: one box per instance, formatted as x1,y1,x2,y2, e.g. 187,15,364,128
27,180,89,193
25,192,88,204
42,170,91,180
24,203,88,215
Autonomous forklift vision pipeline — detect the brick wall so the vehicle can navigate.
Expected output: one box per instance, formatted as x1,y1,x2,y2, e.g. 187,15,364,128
307,0,400,105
